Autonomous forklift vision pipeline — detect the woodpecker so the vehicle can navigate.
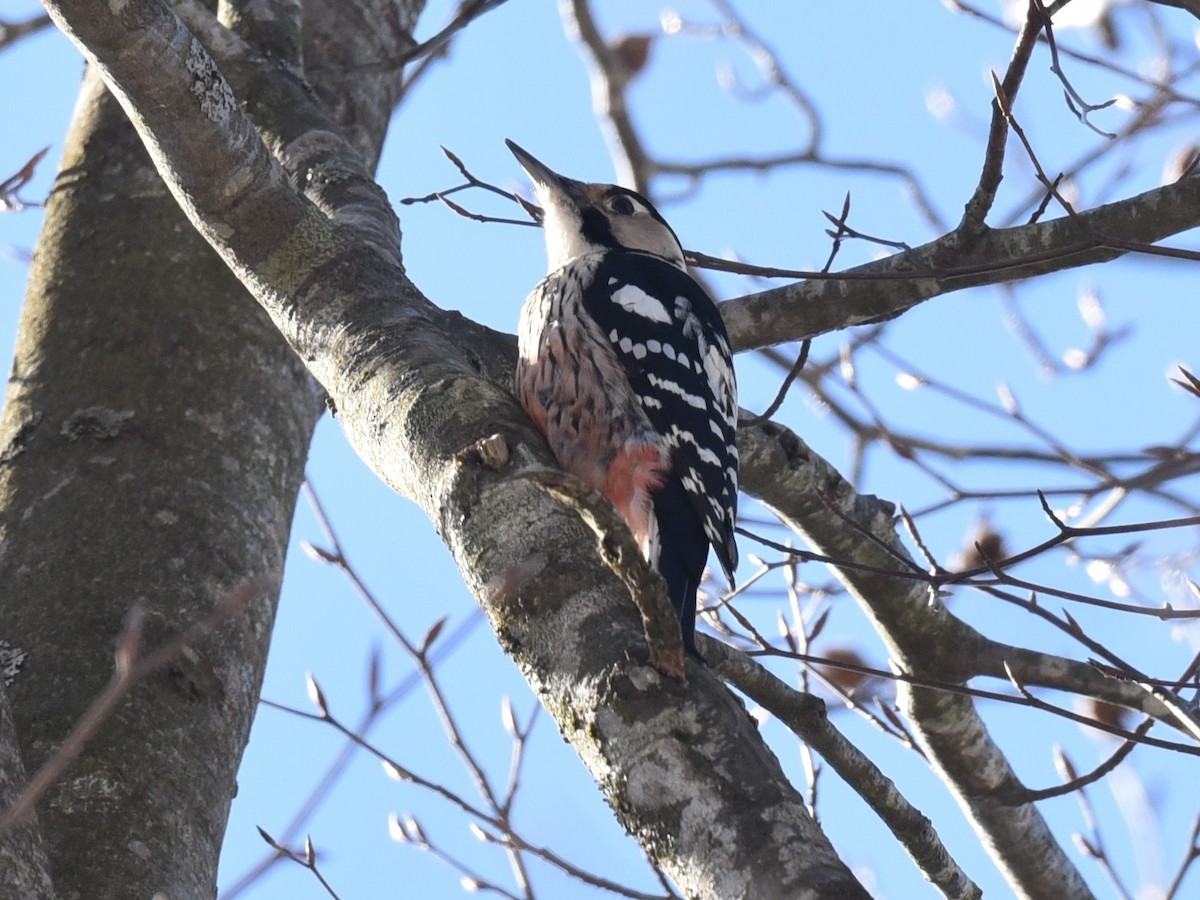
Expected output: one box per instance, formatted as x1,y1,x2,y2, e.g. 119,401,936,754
508,140,738,657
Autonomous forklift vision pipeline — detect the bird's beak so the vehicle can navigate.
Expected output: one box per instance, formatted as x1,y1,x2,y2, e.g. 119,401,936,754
506,140,572,203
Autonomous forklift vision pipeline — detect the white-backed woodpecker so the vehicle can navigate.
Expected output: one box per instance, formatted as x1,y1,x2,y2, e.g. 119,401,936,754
508,140,738,657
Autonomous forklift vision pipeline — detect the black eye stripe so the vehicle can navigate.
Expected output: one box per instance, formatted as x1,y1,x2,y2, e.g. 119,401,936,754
578,187,685,262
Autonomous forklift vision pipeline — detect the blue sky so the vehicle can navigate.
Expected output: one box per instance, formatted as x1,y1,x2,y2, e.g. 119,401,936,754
4,2,1200,898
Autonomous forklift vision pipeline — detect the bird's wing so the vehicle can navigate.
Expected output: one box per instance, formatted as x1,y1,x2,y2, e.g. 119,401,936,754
581,252,739,580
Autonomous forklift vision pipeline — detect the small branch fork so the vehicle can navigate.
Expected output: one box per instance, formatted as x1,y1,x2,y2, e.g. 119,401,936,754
0,147,50,212
220,596,487,896
266,680,675,899
392,0,513,100
403,152,934,280
733,491,1200,751
730,605,1200,755
989,60,1200,271
702,637,982,900
405,137,1200,294
742,491,1200,621
254,830,343,900
961,0,1046,228
1031,0,1118,139
400,146,540,228
396,0,509,68
736,190,884,428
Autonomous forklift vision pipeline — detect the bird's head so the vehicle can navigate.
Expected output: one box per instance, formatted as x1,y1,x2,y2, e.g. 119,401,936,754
507,140,685,272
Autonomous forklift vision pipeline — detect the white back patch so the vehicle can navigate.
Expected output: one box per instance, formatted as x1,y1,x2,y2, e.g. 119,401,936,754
611,284,672,324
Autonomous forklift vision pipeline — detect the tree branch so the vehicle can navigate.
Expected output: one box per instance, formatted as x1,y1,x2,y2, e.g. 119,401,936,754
40,1,871,894
0,13,51,52
559,0,653,194
720,172,1200,354
961,0,1046,227
737,419,1098,899
704,638,982,900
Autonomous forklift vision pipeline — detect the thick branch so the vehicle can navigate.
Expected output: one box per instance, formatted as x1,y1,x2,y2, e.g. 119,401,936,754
41,0,869,894
0,62,320,897
737,420,1096,900
3,0,419,895
721,176,1200,353
41,0,350,296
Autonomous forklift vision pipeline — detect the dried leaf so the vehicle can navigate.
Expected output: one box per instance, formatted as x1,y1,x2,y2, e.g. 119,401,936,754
611,34,653,78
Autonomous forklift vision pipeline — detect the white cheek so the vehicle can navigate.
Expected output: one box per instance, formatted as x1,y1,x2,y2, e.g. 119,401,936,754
612,217,684,267
542,206,592,270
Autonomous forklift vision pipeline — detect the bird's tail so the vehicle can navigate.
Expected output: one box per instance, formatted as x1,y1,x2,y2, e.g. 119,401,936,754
652,478,710,659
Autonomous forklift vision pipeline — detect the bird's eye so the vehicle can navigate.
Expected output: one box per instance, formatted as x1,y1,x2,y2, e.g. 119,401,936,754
609,195,636,216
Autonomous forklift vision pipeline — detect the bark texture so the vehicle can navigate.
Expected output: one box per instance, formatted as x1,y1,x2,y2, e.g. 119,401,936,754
0,1,419,895
0,687,54,899
17,0,1200,896
28,1,875,894
0,69,320,898
738,421,1096,900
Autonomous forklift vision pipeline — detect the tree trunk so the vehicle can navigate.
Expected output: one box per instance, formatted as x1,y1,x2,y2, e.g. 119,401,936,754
0,67,321,898
0,2,424,893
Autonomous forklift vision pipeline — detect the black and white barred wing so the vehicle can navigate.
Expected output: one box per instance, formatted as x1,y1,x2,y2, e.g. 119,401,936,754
583,252,739,580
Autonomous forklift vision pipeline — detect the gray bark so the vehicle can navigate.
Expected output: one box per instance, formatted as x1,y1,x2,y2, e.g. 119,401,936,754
720,176,1200,353
738,421,1096,900
0,686,54,899
29,0,875,895
0,0,418,896
0,67,319,900
15,0,1200,896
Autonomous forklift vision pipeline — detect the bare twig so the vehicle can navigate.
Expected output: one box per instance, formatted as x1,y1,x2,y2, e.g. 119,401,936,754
1031,0,1118,138
255,829,343,899
1018,713,1152,802
219,605,485,898
961,0,1046,227
398,0,509,67
739,341,810,427
0,147,50,212
0,14,52,51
